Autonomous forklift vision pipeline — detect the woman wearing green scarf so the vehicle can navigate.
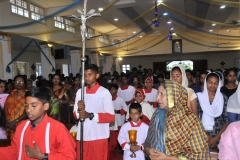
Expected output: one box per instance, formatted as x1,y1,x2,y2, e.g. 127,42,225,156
144,80,210,160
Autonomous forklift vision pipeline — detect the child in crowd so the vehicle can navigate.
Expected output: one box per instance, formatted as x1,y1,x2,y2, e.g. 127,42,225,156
118,103,149,160
0,87,76,160
74,64,115,160
143,77,158,110
108,83,128,160
126,88,154,125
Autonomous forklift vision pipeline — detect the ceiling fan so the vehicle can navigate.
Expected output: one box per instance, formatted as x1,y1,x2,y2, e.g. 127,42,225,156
212,28,231,47
122,27,138,51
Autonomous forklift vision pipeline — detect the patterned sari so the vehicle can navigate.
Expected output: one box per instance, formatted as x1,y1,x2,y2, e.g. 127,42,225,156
4,89,27,140
49,86,67,120
145,80,210,160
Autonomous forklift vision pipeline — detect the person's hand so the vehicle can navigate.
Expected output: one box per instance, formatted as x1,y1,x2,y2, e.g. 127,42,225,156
77,100,85,111
77,100,89,119
6,121,16,130
208,136,219,147
145,148,159,159
130,145,141,152
149,150,171,160
25,142,44,159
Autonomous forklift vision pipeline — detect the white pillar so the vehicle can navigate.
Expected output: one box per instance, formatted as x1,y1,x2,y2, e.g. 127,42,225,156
40,45,55,79
0,35,12,80
115,58,122,73
102,56,114,74
70,49,81,76
89,53,100,66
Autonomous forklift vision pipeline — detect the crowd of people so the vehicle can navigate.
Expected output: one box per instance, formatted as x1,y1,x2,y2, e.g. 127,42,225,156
0,64,239,160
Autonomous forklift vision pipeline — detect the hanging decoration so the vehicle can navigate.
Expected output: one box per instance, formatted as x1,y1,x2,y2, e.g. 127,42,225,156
168,23,172,40
153,0,160,27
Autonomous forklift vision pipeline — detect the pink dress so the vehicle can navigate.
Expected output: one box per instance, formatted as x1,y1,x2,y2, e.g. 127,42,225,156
0,94,8,139
219,121,240,160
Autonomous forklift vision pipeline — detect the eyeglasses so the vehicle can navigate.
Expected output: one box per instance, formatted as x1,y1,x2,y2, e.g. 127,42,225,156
15,81,24,84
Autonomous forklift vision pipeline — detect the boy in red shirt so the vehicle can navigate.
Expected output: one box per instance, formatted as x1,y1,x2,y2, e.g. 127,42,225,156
0,87,76,160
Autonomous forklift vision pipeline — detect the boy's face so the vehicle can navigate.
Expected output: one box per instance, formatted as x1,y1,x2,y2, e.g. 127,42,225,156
110,87,117,96
121,77,128,85
84,69,100,85
135,92,143,103
130,108,142,123
25,97,49,125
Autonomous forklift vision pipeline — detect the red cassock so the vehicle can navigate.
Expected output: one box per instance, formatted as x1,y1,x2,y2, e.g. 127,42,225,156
0,114,76,160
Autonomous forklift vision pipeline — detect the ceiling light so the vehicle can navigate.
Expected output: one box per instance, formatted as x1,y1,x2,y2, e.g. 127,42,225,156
99,52,103,56
114,18,118,21
163,12,168,16
220,5,225,9
226,29,230,32
158,0,163,3
167,21,171,24
133,31,136,34
170,28,174,30
118,57,122,61
212,24,216,26
47,44,53,48
140,36,143,38
209,30,213,32
172,33,177,36
98,8,103,11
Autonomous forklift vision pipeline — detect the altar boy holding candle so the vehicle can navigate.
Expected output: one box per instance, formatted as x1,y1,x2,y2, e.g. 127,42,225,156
118,103,149,160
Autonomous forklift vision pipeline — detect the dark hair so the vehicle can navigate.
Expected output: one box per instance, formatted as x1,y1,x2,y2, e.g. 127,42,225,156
224,68,237,77
111,78,117,82
14,75,27,87
206,73,220,82
37,79,50,88
129,103,142,113
148,68,153,72
109,83,119,90
85,64,99,74
157,74,164,79
171,66,181,73
200,71,208,77
132,67,138,72
121,74,128,79
0,80,6,85
25,87,51,104
185,69,193,75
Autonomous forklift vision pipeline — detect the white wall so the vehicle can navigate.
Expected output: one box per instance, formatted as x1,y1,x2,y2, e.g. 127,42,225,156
117,50,240,72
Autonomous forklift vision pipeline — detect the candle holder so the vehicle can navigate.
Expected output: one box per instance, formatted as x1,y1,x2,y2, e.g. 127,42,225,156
128,129,137,158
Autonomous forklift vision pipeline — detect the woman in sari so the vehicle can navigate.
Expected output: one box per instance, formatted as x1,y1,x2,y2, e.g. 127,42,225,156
50,74,70,122
4,75,28,140
145,80,210,160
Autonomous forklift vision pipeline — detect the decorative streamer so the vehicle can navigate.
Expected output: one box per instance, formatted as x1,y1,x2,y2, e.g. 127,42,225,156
6,39,55,73
167,13,240,38
168,23,172,40
0,0,83,30
153,0,160,27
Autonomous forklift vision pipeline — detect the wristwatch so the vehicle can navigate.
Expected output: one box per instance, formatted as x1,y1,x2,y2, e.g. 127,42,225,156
42,153,48,160
89,113,94,120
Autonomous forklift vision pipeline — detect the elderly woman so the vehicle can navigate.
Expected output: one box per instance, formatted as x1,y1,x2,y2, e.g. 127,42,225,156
144,80,210,160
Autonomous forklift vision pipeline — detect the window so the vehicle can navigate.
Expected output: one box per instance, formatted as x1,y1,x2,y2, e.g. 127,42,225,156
30,4,44,21
10,0,44,21
54,17,75,33
12,61,29,77
10,0,29,18
99,33,110,44
36,62,42,77
65,19,75,33
87,27,94,39
122,64,130,73
166,60,193,72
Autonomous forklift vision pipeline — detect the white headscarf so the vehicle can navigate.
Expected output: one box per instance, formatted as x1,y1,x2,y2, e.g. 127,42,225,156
170,64,188,88
226,84,240,114
197,72,224,131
